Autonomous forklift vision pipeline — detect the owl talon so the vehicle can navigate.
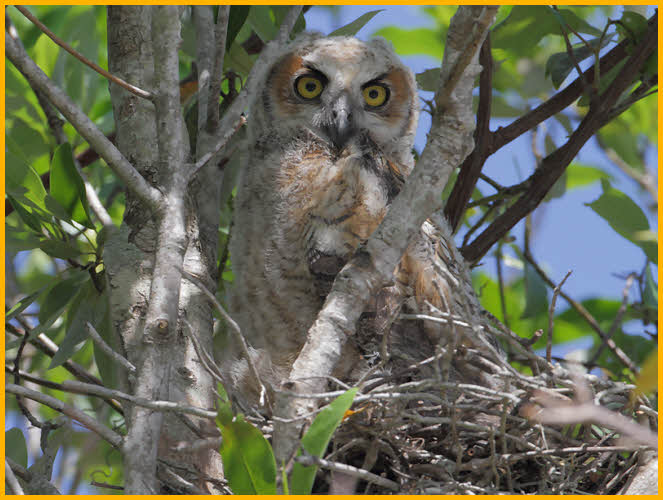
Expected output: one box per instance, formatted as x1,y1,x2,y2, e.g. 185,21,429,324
307,249,347,298
308,250,346,277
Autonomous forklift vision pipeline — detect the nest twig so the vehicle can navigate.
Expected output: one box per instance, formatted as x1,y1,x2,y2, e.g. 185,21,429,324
263,311,657,494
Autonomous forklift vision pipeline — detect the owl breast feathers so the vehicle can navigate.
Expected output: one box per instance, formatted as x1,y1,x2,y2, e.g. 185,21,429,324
226,34,481,406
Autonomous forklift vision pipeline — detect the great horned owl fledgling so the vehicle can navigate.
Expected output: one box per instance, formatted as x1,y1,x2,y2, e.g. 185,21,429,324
226,34,485,407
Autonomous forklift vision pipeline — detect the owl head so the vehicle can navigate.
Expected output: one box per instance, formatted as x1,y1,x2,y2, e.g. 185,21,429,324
252,33,420,167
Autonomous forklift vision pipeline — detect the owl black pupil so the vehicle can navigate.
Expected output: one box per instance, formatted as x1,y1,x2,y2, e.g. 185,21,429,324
369,89,379,99
305,82,317,92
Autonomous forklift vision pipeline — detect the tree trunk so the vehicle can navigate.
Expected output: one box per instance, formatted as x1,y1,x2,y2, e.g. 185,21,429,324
106,6,223,493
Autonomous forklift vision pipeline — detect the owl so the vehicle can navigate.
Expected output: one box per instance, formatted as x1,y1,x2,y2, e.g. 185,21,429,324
225,34,485,408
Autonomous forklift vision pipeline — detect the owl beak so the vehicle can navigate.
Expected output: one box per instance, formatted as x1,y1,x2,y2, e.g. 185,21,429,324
324,94,355,151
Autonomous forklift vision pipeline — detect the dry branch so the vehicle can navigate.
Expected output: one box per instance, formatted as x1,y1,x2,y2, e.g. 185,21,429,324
6,383,123,448
461,12,657,263
14,5,153,100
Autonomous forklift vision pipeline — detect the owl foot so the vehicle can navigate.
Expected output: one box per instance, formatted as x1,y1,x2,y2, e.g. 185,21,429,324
307,248,347,298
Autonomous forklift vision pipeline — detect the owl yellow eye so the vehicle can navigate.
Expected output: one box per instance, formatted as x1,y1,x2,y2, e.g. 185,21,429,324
362,84,389,107
295,76,324,99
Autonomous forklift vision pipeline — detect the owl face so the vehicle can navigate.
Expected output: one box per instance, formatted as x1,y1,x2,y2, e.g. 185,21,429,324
260,35,419,155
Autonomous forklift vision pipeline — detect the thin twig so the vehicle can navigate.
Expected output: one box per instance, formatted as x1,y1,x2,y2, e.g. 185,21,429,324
6,457,30,484
5,26,162,210
60,380,217,419
523,251,639,374
212,5,302,140
487,35,631,156
587,273,636,367
14,6,152,100
495,243,510,330
4,15,111,225
547,270,572,364
206,6,230,131
295,455,400,491
460,445,652,470
6,323,106,387
90,481,124,491
79,168,114,228
553,6,595,103
6,383,123,448
6,459,25,495
462,13,657,263
181,269,271,411
190,114,246,178
461,200,503,249
525,398,657,449
11,327,45,429
86,322,136,374
276,6,303,44
172,436,223,453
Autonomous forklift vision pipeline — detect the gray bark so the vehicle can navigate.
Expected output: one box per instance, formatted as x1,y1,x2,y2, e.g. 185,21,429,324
106,6,223,493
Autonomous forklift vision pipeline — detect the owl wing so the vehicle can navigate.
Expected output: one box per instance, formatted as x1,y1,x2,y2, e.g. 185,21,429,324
386,215,500,354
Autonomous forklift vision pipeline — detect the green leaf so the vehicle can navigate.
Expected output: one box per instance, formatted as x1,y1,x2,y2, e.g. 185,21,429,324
270,6,306,36
577,59,628,107
329,10,383,37
6,225,42,253
643,265,658,310
548,6,603,38
547,170,567,200
291,387,358,494
545,35,614,89
248,6,278,43
227,6,251,48
616,11,649,42
557,297,621,325
599,329,653,369
492,6,602,53
565,163,611,190
5,428,28,468
38,238,84,260
372,27,444,59
8,117,51,162
50,280,107,369
44,194,77,222
50,144,93,228
216,402,233,428
91,303,118,389
35,271,89,336
416,68,440,92
7,195,43,233
521,262,548,319
219,415,277,495
224,43,253,77
5,147,47,209
6,288,46,321
586,180,658,264
596,92,656,165
292,10,306,35
549,319,591,345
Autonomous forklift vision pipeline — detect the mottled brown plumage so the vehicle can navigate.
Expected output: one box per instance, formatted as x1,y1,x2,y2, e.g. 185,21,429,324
225,34,486,408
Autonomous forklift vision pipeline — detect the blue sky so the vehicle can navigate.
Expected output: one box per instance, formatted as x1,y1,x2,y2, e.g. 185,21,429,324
304,5,658,309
